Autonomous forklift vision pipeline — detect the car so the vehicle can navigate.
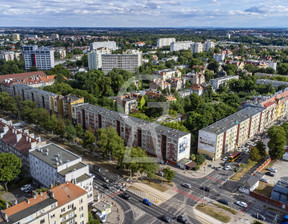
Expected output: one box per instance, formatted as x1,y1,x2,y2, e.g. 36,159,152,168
265,171,275,177
252,213,265,221
143,199,152,206
260,177,269,183
157,171,164,177
235,201,247,208
115,184,126,191
182,183,191,189
160,215,171,223
217,199,229,205
21,184,31,191
176,215,187,224
216,167,222,171
122,193,131,200
224,165,231,171
222,156,228,161
200,186,210,192
268,167,278,173
103,183,112,189
25,187,33,193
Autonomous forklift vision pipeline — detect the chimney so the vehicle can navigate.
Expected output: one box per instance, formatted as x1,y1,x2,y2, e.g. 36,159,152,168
26,199,30,204
13,199,17,205
5,202,9,209
40,192,43,196
48,190,55,199
29,138,31,143
33,195,37,199
16,133,22,142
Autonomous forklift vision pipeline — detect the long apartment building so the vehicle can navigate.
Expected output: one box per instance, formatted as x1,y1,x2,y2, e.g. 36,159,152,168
191,42,203,54
209,75,239,90
73,103,191,166
29,143,94,202
0,182,88,224
198,89,288,159
88,47,111,70
0,119,44,171
22,45,55,70
170,41,194,52
90,41,117,51
101,51,142,74
1,83,191,166
157,38,176,48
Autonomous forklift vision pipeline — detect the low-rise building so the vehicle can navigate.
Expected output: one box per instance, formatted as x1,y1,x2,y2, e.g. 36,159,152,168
256,79,288,88
153,69,181,81
0,120,44,171
209,75,239,90
271,180,288,204
0,51,21,61
190,84,204,96
0,182,89,224
149,79,171,91
213,53,225,62
90,41,117,51
29,143,94,202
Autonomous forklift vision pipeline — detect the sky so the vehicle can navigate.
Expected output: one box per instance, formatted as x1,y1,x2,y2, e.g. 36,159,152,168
0,0,288,28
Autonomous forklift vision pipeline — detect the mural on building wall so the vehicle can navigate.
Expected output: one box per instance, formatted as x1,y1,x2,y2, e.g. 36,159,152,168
179,137,189,154
198,131,217,153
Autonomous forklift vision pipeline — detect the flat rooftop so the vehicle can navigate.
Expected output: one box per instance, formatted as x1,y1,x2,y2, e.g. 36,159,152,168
30,143,80,168
201,106,265,135
77,103,189,138
58,162,87,176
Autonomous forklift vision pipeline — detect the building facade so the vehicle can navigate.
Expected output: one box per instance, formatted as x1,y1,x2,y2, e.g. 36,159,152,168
157,38,176,48
0,51,21,61
88,47,111,70
90,41,117,51
29,143,94,202
203,40,215,52
256,79,288,88
0,182,89,224
12,33,20,41
73,104,191,165
209,75,239,90
191,42,203,54
170,41,194,52
22,45,55,70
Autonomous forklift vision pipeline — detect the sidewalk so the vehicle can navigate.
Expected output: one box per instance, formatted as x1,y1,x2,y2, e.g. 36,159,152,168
93,191,125,224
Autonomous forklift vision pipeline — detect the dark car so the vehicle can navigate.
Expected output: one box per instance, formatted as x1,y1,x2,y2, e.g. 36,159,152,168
176,215,187,223
200,186,211,192
217,199,229,205
122,193,131,200
265,171,275,177
252,213,265,221
103,183,111,189
161,215,171,223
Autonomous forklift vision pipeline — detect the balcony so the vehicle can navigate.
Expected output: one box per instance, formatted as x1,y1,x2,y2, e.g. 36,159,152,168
60,207,76,217
61,216,77,224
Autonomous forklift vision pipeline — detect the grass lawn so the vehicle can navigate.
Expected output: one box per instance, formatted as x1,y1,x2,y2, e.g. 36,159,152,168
254,182,273,197
230,161,258,181
141,179,168,192
214,203,238,215
196,204,231,223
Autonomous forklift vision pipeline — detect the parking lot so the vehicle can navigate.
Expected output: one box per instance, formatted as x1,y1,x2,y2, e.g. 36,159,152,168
261,160,288,185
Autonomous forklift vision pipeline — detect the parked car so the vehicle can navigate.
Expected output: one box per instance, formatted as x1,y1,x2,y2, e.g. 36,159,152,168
200,186,210,192
25,187,33,193
143,199,152,206
224,165,231,171
103,183,112,189
115,184,126,191
222,156,228,161
217,199,229,205
252,213,265,221
268,167,278,173
260,177,269,183
21,184,31,191
265,171,275,177
160,215,171,223
122,193,131,200
235,201,247,208
157,171,164,177
182,183,191,189
176,215,187,223
216,167,222,171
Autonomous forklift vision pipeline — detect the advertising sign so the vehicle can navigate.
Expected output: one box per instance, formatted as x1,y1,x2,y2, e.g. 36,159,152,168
198,131,217,153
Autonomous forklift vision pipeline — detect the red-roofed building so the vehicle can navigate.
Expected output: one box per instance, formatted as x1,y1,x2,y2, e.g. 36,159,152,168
0,71,56,88
190,84,204,96
0,182,88,224
0,119,44,170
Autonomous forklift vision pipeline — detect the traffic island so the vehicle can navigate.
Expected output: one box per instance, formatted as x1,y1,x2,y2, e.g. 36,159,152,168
195,203,231,223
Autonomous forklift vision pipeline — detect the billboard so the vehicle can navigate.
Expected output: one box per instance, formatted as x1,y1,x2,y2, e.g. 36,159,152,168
179,136,189,154
198,130,217,153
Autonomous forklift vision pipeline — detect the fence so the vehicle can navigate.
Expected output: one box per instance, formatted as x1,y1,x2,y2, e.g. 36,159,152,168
250,191,288,211
251,157,271,176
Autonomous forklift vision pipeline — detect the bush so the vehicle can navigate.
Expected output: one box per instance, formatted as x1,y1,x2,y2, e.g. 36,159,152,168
36,187,48,194
194,165,200,171
195,154,206,165
234,168,238,172
0,199,6,210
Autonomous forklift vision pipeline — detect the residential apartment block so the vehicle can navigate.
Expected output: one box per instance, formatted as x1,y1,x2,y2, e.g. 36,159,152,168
88,47,111,70
90,41,117,51
213,53,226,62
153,69,182,81
209,75,239,90
22,45,55,70
157,38,176,48
191,42,203,54
12,33,20,41
29,143,94,202
203,40,215,52
0,182,88,224
198,89,288,159
101,52,142,74
256,79,288,88
0,51,21,61
0,120,44,170
73,103,191,165
170,41,194,52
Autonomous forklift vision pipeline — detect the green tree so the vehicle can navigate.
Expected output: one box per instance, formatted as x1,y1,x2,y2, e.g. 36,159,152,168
255,141,267,158
268,126,287,159
162,167,175,182
0,153,22,191
75,123,84,138
83,128,96,152
249,147,262,162
64,124,76,142
96,127,125,159
88,211,100,224
281,122,288,138
55,117,66,138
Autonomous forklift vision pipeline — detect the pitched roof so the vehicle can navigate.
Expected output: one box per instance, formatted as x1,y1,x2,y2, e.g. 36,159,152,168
0,71,46,82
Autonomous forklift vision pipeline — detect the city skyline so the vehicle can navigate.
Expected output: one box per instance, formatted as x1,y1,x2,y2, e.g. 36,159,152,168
0,0,288,28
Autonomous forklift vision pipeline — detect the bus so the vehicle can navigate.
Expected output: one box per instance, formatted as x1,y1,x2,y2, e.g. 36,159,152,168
228,151,241,162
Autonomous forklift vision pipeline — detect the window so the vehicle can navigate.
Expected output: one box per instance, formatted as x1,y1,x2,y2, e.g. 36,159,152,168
79,206,83,211
80,213,84,218
50,214,55,218
61,208,65,213
79,199,83,204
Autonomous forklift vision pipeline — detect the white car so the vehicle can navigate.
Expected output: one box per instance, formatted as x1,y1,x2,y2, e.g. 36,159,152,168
222,156,228,161
260,177,269,183
182,183,191,189
224,165,231,171
21,184,31,191
235,201,247,208
268,167,277,173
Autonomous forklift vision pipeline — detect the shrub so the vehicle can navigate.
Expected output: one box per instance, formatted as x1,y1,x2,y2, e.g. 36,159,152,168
194,165,200,171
